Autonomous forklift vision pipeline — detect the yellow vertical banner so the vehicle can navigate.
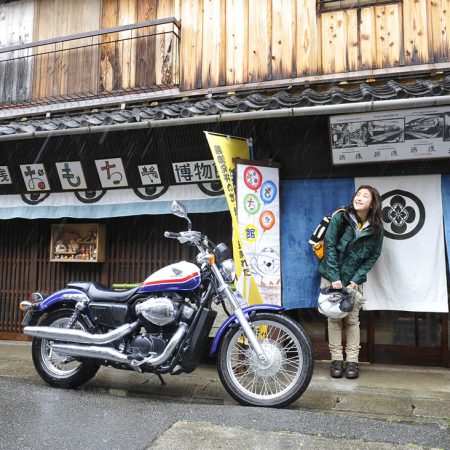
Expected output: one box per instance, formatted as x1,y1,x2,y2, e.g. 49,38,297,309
204,132,263,305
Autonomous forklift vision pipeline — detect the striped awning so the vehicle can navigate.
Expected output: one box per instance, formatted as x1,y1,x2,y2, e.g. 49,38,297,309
0,185,227,219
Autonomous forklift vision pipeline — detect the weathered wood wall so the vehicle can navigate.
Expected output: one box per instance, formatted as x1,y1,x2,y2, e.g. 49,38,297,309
32,0,101,99
428,0,450,63
0,0,34,103
0,0,449,100
179,0,450,89
100,0,180,91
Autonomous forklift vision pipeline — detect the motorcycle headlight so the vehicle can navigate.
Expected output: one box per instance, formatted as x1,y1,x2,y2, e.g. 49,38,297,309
214,243,229,264
220,258,236,282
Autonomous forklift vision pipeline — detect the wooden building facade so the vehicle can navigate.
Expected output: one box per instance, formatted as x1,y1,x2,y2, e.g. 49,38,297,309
0,0,449,367
1,0,449,102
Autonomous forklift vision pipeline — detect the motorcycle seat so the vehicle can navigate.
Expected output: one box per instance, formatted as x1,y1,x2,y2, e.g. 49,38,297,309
67,281,140,302
67,282,91,292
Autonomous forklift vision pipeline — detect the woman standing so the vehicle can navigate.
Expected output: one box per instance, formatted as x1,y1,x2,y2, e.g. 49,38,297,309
319,185,384,379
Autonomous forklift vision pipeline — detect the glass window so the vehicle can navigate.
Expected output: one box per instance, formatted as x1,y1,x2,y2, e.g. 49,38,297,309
374,311,443,347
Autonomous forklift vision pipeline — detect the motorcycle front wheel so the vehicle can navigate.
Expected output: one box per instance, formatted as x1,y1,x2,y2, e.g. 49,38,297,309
217,312,314,408
31,308,101,389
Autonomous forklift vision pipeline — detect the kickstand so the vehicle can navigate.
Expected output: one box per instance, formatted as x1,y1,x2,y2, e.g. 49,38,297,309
156,373,166,385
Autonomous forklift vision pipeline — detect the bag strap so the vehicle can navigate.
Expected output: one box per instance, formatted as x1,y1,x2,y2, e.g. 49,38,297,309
335,208,348,242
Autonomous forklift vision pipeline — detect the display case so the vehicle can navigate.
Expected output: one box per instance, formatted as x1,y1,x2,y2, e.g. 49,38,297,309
50,223,105,262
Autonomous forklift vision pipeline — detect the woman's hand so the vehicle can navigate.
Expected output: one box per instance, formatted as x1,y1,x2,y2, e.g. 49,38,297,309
349,281,358,290
331,280,343,290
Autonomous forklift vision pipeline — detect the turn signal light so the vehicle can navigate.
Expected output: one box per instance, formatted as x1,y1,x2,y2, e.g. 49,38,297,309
19,301,32,312
209,254,215,265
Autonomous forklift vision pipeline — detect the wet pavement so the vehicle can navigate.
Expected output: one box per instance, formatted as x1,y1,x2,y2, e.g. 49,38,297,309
0,340,449,449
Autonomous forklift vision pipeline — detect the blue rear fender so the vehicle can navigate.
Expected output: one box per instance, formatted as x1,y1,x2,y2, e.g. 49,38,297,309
210,304,284,355
37,288,85,313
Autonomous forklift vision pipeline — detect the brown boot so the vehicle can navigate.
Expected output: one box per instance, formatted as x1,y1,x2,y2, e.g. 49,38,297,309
345,362,359,379
330,360,344,378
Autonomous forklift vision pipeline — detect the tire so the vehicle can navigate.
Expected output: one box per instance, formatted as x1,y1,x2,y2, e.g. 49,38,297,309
217,312,314,408
31,308,101,389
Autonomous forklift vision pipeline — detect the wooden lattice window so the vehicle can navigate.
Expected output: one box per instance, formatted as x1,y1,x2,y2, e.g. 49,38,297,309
317,0,401,13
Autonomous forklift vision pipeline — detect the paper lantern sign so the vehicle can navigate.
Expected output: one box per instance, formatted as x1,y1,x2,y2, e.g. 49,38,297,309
20,164,50,192
55,161,87,190
95,158,128,188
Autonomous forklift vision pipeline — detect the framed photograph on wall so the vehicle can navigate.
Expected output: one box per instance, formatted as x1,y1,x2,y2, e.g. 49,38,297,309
330,106,450,165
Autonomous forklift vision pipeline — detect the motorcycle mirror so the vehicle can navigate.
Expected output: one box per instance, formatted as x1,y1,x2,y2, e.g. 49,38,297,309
171,201,187,218
171,201,192,230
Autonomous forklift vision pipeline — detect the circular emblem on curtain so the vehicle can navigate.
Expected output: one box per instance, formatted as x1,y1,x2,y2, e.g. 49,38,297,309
381,189,425,240
74,190,107,203
197,181,224,196
21,193,50,205
133,185,169,200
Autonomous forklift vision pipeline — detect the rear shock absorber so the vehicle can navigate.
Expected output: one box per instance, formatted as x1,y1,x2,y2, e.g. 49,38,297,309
65,299,88,328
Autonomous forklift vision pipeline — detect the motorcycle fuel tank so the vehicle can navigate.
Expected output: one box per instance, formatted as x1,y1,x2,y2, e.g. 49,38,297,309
138,261,201,293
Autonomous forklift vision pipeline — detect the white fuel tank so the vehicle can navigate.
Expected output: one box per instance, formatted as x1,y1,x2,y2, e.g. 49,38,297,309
139,261,201,293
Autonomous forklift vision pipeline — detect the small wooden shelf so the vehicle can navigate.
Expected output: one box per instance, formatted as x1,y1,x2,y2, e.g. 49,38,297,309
50,223,105,263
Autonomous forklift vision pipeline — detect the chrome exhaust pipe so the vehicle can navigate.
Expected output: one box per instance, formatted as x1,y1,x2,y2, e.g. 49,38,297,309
51,343,130,364
51,322,188,367
24,321,140,344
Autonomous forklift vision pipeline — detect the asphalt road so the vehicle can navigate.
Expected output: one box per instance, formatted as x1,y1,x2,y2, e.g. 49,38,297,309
1,376,449,450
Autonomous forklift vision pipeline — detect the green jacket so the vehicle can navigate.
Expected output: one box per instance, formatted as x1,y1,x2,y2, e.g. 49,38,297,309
319,210,384,286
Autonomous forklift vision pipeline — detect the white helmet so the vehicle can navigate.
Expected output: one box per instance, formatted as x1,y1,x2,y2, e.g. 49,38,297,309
318,287,354,319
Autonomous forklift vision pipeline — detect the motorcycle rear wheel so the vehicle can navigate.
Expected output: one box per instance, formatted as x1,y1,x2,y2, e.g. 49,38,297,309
217,312,314,408
31,308,101,388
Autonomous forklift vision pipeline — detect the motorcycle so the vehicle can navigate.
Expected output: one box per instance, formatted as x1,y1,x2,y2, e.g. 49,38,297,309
20,201,314,407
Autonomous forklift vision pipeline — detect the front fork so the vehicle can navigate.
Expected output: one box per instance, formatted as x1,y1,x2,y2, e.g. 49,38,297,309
210,264,269,365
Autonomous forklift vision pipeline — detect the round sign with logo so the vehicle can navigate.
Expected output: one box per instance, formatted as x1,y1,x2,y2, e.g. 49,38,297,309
381,189,425,240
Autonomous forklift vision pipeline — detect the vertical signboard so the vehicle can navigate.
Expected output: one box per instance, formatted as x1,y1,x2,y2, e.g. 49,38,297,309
237,162,281,305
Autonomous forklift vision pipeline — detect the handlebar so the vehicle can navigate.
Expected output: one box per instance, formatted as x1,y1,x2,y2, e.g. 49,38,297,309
164,230,208,249
164,231,181,239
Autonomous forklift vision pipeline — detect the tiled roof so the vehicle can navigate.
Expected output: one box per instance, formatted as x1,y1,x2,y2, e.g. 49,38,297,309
1,78,449,136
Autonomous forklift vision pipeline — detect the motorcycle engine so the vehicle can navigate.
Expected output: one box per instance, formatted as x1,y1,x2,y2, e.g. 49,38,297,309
135,293,195,329
128,334,166,358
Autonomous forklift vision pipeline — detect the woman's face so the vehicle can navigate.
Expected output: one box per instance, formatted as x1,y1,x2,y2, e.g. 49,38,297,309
353,188,373,214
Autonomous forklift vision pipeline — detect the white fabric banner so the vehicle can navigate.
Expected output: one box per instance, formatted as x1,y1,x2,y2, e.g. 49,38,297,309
355,175,448,312
0,184,227,219
237,164,281,305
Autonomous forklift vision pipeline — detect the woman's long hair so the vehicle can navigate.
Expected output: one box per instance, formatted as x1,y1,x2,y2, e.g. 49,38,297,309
348,185,384,234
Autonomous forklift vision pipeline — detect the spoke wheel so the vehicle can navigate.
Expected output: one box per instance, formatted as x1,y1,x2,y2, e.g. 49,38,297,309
32,308,100,388
217,312,313,407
